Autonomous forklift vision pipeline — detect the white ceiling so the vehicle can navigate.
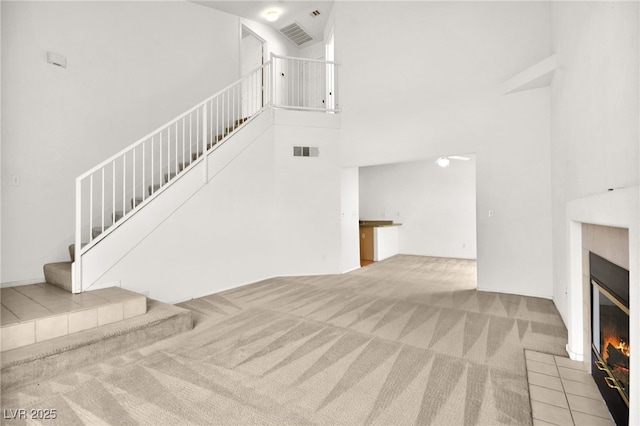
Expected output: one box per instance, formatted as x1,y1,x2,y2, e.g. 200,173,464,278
191,1,334,48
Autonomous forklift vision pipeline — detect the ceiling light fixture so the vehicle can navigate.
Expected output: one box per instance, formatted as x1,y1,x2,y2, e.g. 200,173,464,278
436,157,450,168
265,10,280,22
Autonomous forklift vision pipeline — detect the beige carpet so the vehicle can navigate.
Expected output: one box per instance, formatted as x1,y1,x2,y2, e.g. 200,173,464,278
0,255,568,425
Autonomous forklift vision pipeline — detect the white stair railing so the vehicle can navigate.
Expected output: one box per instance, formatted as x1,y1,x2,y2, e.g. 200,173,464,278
74,55,338,292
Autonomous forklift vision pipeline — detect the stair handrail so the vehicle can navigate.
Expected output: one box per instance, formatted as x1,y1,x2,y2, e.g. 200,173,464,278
272,53,339,65
75,62,272,182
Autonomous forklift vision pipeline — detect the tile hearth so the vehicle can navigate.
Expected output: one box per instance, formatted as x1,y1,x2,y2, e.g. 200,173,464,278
526,350,614,426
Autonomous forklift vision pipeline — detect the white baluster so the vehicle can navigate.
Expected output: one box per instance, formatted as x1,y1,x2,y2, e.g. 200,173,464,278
112,161,115,224
202,103,208,183
151,136,154,193
89,174,93,242
142,141,146,201
175,123,178,178
216,96,219,144
74,177,82,291
122,154,126,217
101,167,105,233
133,147,136,208
182,117,185,170
196,109,200,159
158,132,164,185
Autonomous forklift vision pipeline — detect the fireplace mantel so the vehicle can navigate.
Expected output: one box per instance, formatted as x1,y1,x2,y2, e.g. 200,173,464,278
565,185,639,425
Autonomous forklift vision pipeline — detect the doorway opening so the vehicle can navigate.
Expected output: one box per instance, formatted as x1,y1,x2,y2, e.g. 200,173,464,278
325,29,335,110
241,26,265,117
357,155,477,280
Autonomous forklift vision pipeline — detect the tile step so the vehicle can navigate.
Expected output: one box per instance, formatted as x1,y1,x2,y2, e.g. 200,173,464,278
1,299,192,391
1,285,147,352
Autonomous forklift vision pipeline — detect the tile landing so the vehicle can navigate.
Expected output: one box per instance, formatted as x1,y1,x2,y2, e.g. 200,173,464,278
1,283,146,352
526,349,615,426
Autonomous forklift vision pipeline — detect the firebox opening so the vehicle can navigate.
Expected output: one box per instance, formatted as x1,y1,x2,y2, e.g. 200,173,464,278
590,251,630,426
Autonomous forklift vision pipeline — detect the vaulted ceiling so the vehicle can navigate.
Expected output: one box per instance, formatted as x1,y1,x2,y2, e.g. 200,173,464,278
191,1,334,48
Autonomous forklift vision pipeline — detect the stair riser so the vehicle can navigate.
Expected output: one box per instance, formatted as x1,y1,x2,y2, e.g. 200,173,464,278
1,304,192,391
43,263,72,292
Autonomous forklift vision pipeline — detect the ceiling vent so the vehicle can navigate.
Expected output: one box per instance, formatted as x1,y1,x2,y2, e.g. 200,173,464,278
279,22,314,46
310,10,321,17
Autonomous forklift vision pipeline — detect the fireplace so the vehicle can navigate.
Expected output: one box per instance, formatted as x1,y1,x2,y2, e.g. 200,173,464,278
590,251,629,426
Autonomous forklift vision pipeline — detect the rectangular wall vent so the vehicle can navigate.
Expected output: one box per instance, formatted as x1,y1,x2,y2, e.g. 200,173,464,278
280,22,314,46
293,146,319,157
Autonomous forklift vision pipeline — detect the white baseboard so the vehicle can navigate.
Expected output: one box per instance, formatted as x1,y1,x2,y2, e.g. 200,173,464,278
476,285,553,300
1,277,45,288
566,343,584,362
341,264,361,274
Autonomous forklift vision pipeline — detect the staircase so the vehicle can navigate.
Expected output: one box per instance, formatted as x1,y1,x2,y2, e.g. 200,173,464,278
2,52,340,393
41,118,249,292
39,54,339,294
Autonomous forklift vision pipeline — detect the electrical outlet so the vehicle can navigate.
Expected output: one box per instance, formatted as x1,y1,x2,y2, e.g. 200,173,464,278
488,209,494,218
10,176,19,186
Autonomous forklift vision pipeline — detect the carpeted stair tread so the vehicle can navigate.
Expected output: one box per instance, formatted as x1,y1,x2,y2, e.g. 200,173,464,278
113,211,126,222
148,184,162,196
43,262,72,292
0,299,193,391
92,225,111,239
131,197,144,208
68,243,88,262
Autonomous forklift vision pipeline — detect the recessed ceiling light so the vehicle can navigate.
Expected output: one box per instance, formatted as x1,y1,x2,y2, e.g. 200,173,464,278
265,10,280,22
436,157,450,168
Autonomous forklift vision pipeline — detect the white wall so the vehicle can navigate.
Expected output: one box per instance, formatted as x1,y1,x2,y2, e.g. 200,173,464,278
475,88,553,297
373,227,399,261
0,1,3,282
240,18,300,59
89,115,277,302
335,2,554,298
299,42,325,60
550,2,640,322
340,167,360,273
272,110,343,276
360,157,477,260
335,2,551,166
241,33,263,74
91,110,345,303
1,1,240,284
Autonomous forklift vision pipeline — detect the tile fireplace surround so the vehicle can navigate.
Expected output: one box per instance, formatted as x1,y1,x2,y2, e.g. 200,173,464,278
565,186,639,425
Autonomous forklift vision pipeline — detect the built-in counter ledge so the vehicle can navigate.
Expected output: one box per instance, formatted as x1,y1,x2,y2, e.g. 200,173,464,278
359,220,402,227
